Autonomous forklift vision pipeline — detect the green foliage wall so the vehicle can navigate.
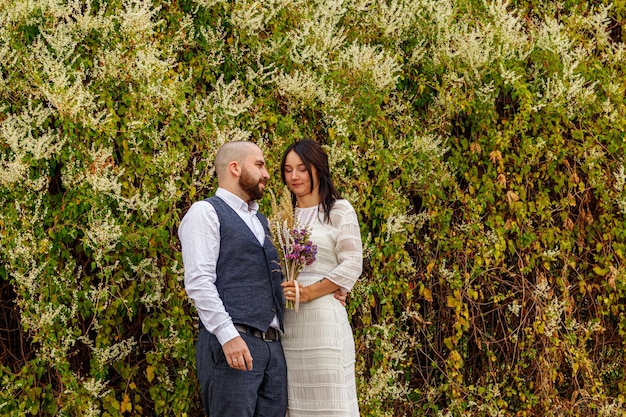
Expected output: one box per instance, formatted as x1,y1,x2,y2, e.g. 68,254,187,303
1,0,624,416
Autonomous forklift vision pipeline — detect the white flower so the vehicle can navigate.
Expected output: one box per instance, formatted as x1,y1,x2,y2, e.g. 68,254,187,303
230,0,292,34
83,210,122,262
192,0,227,6
119,0,162,41
274,69,324,105
363,0,421,40
93,338,137,368
508,300,522,317
212,75,255,118
338,42,400,90
0,101,65,186
83,145,124,197
286,1,347,70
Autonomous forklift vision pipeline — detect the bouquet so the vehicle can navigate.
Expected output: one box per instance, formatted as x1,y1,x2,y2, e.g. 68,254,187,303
269,187,317,312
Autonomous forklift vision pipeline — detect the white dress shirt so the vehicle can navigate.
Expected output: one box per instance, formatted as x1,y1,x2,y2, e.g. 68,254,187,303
178,188,280,345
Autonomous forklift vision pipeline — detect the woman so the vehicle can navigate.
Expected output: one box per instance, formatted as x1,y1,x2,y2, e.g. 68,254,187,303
280,139,363,417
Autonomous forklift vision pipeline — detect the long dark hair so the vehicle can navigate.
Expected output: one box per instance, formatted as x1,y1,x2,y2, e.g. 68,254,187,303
280,139,342,222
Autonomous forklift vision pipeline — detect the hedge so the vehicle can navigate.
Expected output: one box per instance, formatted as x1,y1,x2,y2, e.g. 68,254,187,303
1,0,625,416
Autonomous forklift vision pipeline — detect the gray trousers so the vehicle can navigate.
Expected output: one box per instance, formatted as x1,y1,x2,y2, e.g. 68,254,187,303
196,326,288,417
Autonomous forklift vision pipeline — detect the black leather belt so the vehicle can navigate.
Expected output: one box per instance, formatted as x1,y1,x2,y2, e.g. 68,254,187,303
234,324,281,342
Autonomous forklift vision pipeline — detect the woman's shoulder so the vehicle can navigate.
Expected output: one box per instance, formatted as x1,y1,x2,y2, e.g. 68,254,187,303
330,199,356,215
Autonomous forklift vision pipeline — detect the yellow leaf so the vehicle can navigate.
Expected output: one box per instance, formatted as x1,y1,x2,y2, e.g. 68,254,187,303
120,394,132,413
369,295,376,307
447,295,459,308
449,349,463,369
593,266,607,276
146,365,155,383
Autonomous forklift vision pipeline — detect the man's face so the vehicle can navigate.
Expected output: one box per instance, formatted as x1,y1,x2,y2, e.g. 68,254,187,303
239,166,265,201
238,150,270,201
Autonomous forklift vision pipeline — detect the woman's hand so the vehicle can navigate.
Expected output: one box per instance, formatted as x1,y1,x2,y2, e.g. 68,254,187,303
334,289,347,306
282,278,344,305
282,280,310,303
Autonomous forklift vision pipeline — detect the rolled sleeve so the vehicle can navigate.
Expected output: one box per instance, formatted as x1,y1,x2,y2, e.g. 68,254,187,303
179,201,238,345
326,201,363,292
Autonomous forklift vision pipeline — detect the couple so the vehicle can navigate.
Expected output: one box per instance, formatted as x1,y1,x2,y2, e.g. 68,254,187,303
178,140,363,417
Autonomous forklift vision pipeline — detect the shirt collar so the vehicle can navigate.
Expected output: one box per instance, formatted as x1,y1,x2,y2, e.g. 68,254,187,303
216,188,259,214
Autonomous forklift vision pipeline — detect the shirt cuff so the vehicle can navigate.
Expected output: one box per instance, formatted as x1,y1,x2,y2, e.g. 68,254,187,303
215,324,241,346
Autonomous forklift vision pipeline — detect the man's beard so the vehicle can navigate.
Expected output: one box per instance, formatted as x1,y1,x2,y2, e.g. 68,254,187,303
239,167,265,201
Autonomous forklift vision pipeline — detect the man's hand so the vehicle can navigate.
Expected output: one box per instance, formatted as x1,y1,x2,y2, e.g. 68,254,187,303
222,336,253,370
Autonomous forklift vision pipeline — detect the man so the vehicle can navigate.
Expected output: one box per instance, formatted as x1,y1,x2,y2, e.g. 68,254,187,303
178,141,287,417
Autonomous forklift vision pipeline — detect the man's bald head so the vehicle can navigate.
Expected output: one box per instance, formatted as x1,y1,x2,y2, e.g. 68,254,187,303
215,141,260,183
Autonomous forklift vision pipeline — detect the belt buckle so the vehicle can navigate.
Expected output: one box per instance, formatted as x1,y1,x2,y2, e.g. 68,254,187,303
262,329,277,341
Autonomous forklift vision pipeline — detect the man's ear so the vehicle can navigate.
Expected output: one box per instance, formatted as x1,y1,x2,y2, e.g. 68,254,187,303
228,161,240,177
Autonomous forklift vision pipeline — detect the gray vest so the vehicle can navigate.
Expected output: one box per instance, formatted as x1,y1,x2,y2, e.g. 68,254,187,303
206,196,284,332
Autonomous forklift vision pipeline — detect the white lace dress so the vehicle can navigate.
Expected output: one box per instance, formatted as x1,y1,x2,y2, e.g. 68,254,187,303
283,199,363,417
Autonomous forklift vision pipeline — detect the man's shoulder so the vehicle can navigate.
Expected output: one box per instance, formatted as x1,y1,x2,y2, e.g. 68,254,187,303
178,199,219,238
183,199,217,218
202,195,218,205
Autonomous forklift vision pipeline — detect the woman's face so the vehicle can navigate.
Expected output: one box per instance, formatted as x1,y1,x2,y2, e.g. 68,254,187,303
283,150,318,199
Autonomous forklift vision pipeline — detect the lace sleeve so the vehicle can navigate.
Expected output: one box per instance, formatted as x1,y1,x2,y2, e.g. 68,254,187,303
326,200,363,291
